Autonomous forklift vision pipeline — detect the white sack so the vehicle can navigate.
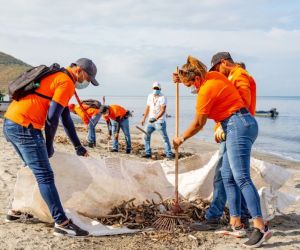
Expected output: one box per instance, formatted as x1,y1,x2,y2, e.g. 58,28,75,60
12,151,297,235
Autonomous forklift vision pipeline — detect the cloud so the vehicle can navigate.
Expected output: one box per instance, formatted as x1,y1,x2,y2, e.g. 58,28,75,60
0,0,299,96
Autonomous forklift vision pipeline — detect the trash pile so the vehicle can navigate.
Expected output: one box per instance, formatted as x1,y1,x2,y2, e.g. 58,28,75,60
97,193,229,231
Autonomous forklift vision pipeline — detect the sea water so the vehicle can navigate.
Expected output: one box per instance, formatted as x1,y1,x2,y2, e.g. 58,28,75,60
75,95,300,162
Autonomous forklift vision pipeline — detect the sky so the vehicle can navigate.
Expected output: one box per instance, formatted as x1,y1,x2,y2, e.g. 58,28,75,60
0,0,299,97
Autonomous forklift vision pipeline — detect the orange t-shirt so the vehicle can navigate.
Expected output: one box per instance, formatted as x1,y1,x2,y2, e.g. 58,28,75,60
102,105,127,122
196,71,245,122
74,104,100,125
5,69,75,129
228,66,256,115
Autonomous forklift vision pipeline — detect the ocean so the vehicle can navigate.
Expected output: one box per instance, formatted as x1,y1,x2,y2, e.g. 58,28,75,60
78,95,300,162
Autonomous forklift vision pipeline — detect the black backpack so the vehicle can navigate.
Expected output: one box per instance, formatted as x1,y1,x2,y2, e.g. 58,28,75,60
81,99,102,109
8,63,67,101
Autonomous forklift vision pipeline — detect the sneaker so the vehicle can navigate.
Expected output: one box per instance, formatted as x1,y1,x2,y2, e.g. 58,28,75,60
243,226,273,248
241,218,251,231
5,210,34,222
110,149,118,152
190,218,222,231
54,219,89,237
215,224,247,238
141,154,151,158
88,142,95,148
126,149,131,154
166,153,175,160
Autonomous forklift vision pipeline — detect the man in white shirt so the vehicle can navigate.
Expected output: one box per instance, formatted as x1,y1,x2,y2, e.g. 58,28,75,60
140,82,174,159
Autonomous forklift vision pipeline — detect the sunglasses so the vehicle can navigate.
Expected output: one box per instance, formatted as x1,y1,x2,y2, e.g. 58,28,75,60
178,69,195,80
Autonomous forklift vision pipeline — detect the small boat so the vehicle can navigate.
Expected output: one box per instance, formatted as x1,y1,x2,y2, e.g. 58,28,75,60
255,108,279,118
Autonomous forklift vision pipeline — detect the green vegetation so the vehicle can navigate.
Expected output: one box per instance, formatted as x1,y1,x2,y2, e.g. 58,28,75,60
0,52,31,93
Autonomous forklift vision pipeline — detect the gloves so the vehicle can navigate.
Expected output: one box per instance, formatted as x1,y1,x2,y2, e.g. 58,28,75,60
149,117,157,123
75,145,87,156
214,126,226,143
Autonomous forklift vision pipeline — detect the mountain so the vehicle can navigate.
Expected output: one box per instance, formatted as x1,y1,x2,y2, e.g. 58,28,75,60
0,52,31,93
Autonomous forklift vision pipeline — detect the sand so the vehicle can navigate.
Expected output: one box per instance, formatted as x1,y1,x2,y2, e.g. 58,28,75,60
0,118,300,250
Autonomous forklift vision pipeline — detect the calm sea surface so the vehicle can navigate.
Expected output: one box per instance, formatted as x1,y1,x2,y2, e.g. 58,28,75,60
72,95,300,162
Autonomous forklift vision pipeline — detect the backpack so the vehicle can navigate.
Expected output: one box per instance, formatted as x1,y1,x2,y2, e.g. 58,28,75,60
8,63,66,101
81,99,102,109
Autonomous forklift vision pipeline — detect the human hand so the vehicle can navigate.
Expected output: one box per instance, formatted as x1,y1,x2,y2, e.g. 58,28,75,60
75,145,89,157
173,72,180,84
214,126,226,143
173,137,183,150
140,119,145,126
47,145,54,158
149,117,157,123
114,133,119,140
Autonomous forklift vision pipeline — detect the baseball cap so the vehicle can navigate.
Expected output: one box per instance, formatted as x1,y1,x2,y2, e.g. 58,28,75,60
209,52,233,71
99,105,109,114
152,82,161,89
73,58,99,86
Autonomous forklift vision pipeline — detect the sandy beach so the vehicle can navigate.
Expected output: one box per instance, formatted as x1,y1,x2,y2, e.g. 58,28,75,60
0,118,300,250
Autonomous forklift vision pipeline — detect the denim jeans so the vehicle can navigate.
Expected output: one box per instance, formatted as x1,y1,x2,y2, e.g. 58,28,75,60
221,112,262,219
144,121,173,157
111,118,131,151
87,113,101,144
3,119,67,224
205,142,251,220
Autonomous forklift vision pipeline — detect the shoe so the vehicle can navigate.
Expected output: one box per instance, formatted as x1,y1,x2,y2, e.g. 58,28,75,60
243,226,273,248
215,224,247,238
5,210,34,222
166,153,175,160
241,217,251,231
54,219,89,237
110,149,118,152
88,142,95,148
141,154,151,159
190,218,222,231
126,149,131,154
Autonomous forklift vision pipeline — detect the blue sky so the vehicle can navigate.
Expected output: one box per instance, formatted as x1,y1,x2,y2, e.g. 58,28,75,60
0,0,299,97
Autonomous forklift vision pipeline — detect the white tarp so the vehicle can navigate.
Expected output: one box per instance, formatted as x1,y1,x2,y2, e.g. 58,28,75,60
12,151,298,236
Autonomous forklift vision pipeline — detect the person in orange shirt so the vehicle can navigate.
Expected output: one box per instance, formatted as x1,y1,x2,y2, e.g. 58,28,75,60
3,58,100,237
194,53,257,233
99,104,131,154
69,99,103,148
173,56,271,248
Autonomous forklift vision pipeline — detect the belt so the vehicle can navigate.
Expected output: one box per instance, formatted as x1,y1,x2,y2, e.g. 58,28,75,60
234,108,249,114
221,108,249,123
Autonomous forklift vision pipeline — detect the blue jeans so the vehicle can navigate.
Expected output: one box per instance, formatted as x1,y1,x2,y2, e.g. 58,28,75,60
3,119,67,224
111,118,131,151
144,121,173,157
205,142,251,220
87,113,101,144
221,111,262,218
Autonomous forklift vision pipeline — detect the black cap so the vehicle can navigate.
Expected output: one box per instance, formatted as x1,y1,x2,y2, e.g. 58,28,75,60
74,58,99,86
99,105,109,114
209,52,233,71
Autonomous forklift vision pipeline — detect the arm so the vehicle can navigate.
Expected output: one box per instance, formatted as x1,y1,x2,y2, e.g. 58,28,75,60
173,113,208,149
45,101,65,158
140,105,150,126
154,105,166,120
60,107,88,156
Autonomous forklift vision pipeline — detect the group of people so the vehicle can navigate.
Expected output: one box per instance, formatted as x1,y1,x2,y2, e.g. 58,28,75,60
2,52,272,247
69,81,175,159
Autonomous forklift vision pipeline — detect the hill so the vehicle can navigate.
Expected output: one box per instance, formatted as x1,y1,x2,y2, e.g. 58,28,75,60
0,52,32,94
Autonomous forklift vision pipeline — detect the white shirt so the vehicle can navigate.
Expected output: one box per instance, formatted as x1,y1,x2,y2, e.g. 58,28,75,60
146,93,167,123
